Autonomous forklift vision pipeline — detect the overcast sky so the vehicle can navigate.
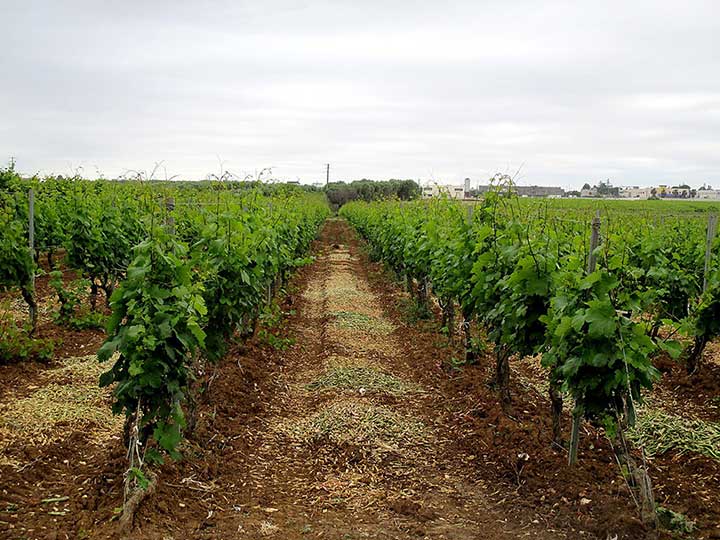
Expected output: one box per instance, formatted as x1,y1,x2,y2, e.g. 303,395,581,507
2,1,719,188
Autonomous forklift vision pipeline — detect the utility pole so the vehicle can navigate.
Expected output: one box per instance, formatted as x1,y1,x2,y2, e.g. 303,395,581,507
326,163,330,185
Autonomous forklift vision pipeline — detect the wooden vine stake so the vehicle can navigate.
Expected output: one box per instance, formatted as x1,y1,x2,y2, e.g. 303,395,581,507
569,210,601,466
165,197,175,235
703,213,718,293
28,188,35,270
25,188,38,334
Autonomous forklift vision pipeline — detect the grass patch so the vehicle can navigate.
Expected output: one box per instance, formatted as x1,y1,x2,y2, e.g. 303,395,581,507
307,365,419,396
657,506,696,535
332,311,394,334
628,410,720,459
278,400,426,447
397,297,433,325
0,313,55,364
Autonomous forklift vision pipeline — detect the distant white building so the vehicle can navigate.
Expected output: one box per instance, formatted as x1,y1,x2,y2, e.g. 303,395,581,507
580,188,597,198
697,188,720,200
422,183,466,199
421,184,439,198
451,185,465,199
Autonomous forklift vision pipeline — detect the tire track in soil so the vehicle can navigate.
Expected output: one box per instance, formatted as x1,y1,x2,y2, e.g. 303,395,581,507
186,219,566,540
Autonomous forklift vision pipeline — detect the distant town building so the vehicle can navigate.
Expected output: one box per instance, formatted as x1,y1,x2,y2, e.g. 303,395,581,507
513,185,565,198
668,185,692,198
619,186,653,199
469,184,565,198
697,188,720,199
422,181,717,200
584,183,707,199
421,183,466,199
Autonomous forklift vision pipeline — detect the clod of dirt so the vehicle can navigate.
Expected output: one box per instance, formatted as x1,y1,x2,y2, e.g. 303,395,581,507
389,498,439,521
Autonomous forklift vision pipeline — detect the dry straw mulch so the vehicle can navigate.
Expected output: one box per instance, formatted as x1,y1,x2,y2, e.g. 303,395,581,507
306,364,421,396
274,399,428,450
0,355,121,466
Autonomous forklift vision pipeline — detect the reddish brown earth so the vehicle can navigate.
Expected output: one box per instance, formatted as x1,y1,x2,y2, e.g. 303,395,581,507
1,219,718,539
653,353,720,423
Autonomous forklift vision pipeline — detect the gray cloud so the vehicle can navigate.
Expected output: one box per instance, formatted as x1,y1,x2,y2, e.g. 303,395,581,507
2,0,719,187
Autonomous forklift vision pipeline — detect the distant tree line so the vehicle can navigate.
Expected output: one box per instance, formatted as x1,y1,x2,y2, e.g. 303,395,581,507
324,179,420,207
